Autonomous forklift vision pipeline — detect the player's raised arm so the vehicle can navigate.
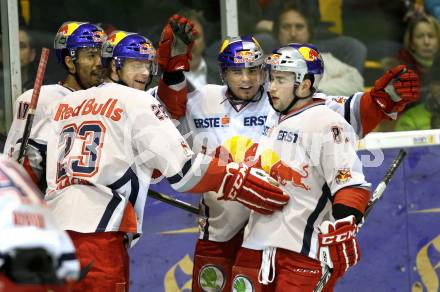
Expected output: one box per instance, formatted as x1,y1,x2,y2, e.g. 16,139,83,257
156,14,198,119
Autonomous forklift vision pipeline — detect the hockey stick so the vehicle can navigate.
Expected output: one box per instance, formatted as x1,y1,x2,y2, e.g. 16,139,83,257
17,48,50,164
148,189,199,215
313,149,407,292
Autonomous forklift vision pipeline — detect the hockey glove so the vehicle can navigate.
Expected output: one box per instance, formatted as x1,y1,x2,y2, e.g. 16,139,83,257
318,215,360,283
371,64,420,113
218,162,290,215
157,14,198,72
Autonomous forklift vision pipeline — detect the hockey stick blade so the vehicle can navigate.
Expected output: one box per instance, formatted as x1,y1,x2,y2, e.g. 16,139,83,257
148,189,199,215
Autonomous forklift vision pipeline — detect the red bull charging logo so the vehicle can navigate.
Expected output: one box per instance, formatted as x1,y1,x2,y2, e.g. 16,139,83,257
298,46,321,62
260,149,310,191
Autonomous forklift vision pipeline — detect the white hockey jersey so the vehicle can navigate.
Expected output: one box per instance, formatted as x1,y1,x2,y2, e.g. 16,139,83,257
174,84,369,242
242,100,370,260
41,83,213,244
0,155,79,281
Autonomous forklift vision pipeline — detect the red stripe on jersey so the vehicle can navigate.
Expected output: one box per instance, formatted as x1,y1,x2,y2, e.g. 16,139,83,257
360,92,389,135
119,203,137,233
333,187,371,214
188,157,226,193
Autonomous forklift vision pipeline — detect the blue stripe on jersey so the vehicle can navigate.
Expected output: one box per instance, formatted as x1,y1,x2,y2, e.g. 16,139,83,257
58,253,76,265
107,167,139,206
344,95,354,125
201,197,210,240
96,190,122,232
300,183,331,256
166,159,192,185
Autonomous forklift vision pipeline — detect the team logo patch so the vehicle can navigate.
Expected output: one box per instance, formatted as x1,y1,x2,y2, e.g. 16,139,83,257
92,30,105,43
199,265,225,291
232,275,254,292
332,96,345,104
335,168,352,184
221,115,230,127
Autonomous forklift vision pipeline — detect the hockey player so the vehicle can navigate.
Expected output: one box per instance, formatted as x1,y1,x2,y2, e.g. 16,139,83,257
0,155,80,292
157,36,419,291
4,21,106,185
230,43,371,291
40,76,289,291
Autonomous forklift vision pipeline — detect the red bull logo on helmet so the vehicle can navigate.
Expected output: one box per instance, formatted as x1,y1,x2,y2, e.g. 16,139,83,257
234,50,256,63
92,30,105,43
139,42,155,56
106,31,129,46
298,46,321,62
57,22,82,37
265,53,281,65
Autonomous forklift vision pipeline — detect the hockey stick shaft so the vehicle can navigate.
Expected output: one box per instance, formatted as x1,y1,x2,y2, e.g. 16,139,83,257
313,149,407,292
148,189,199,215
17,48,50,164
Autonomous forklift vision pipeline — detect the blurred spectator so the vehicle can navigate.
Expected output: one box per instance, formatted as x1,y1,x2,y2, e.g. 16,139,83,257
382,13,440,102
19,27,37,91
176,9,221,89
238,0,367,73
395,57,440,130
273,5,364,96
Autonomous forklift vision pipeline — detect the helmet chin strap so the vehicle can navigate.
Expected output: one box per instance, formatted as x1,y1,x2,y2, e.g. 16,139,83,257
69,62,88,90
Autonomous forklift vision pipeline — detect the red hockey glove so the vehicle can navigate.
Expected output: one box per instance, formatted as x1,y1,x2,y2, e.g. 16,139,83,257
157,14,198,72
318,216,360,282
371,65,420,113
218,162,290,215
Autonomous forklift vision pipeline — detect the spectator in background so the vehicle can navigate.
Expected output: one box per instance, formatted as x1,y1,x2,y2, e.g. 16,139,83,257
425,0,440,22
19,27,37,91
273,5,364,96
395,57,440,131
382,13,440,102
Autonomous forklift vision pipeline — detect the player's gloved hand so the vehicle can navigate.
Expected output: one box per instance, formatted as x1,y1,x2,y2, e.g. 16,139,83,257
318,216,360,282
157,14,198,72
218,162,290,215
371,64,420,113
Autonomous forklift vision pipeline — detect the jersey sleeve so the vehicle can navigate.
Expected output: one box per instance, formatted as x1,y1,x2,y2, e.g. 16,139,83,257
323,90,400,138
130,98,227,194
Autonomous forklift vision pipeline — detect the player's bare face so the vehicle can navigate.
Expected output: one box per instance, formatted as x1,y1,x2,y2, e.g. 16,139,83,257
75,47,104,88
120,59,152,90
225,67,263,100
411,21,439,60
278,10,310,44
269,71,295,112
